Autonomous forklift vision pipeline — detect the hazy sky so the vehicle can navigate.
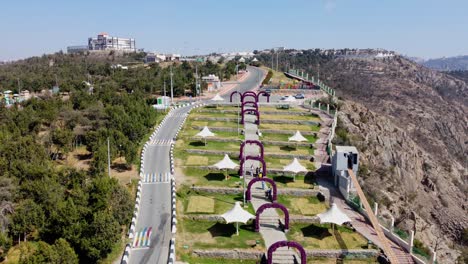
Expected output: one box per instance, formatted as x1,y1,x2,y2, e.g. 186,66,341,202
1,0,467,60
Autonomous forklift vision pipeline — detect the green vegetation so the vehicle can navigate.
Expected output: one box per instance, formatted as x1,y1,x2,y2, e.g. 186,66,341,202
262,132,317,143
287,223,368,250
262,70,273,85
276,196,327,215
259,122,320,132
178,256,258,264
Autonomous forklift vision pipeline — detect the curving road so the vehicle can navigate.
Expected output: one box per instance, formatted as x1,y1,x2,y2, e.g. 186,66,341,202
128,66,264,264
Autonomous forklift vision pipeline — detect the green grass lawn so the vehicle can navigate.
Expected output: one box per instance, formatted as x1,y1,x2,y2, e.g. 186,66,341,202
191,111,238,118
181,167,244,188
262,113,321,122
259,122,321,132
179,256,259,264
180,128,243,139
264,144,315,156
308,258,378,264
264,156,315,170
176,219,265,259
287,223,369,250
178,185,255,215
262,132,318,143
276,196,327,215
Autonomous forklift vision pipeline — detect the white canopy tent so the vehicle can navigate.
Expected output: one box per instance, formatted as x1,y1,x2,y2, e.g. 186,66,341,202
220,201,255,235
288,130,308,149
196,126,215,145
213,154,239,180
211,93,224,108
283,158,307,181
317,203,352,232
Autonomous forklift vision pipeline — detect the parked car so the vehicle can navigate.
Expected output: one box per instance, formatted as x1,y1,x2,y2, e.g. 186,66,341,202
280,95,288,100
264,89,272,95
294,93,305,99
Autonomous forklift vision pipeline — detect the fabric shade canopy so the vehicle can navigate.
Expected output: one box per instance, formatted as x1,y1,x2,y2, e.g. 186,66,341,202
284,95,296,102
213,154,238,170
317,203,352,226
220,201,255,235
288,130,308,142
196,126,215,138
211,93,224,101
283,158,307,173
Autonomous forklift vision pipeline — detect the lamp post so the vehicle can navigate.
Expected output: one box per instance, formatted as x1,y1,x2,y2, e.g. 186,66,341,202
237,100,240,136
243,155,246,207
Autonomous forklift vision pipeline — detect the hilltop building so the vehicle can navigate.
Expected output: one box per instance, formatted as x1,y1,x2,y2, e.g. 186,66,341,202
67,33,136,53
202,74,221,92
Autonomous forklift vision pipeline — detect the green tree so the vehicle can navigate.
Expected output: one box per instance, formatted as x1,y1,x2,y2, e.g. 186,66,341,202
10,199,45,241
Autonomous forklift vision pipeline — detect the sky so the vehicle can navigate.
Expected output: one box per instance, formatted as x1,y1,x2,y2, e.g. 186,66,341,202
0,0,467,61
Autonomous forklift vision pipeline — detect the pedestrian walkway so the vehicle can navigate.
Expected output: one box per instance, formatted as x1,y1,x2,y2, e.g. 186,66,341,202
242,112,299,263
317,174,414,264
142,172,171,183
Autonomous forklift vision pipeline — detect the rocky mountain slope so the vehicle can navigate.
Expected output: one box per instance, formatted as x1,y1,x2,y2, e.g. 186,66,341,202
319,55,467,263
421,55,468,71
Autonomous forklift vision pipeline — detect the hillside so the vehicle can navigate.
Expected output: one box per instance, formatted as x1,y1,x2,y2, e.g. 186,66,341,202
257,50,467,263
421,55,468,71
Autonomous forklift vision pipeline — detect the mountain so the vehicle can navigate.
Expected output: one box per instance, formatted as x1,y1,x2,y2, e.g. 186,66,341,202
421,55,468,71
256,49,468,263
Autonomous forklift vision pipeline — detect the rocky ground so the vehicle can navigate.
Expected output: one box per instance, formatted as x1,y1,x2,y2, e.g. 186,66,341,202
321,55,467,263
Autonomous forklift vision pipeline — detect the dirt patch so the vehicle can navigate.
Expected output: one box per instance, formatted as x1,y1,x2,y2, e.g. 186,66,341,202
187,196,215,213
175,166,196,187
111,158,139,185
186,155,209,165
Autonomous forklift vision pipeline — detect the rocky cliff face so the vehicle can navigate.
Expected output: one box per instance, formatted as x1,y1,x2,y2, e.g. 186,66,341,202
321,56,467,263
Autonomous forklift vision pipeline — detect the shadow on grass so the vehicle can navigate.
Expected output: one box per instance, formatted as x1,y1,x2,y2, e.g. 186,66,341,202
76,153,92,160
204,172,226,181
301,224,332,239
273,175,294,184
111,163,131,172
208,222,236,237
304,172,316,185
280,145,297,152
189,141,205,147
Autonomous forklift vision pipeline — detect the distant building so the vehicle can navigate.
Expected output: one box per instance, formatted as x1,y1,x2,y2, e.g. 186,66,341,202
88,33,136,52
145,53,164,63
165,54,180,61
67,33,136,53
202,74,221,92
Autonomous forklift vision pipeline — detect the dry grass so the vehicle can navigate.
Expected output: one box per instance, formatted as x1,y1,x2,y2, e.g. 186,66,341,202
187,196,215,213
186,156,209,166
290,198,328,215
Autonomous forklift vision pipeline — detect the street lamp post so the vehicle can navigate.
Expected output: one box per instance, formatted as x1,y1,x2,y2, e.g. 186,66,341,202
237,100,240,136
243,155,246,207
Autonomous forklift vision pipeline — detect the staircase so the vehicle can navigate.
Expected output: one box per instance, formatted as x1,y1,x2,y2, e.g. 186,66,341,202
271,248,300,264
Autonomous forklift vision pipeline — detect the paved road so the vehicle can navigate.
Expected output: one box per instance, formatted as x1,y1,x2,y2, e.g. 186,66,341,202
129,106,191,264
129,67,264,264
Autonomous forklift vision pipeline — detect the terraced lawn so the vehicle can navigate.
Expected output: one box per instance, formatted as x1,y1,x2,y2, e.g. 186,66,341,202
259,122,321,132
287,223,369,250
276,196,328,216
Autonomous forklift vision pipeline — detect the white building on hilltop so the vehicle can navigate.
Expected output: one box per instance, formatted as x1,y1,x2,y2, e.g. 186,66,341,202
88,33,136,52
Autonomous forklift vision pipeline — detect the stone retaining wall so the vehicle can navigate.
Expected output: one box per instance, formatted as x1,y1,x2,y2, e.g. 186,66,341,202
195,109,321,118
190,249,378,260
190,136,316,147
192,116,320,126
185,149,313,160
190,186,323,197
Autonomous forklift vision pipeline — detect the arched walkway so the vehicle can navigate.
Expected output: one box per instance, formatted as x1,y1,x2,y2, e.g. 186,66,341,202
267,240,307,264
246,177,277,202
239,140,264,159
240,108,260,125
242,93,257,103
257,91,270,103
255,202,289,232
239,155,266,176
241,101,258,112
229,91,242,103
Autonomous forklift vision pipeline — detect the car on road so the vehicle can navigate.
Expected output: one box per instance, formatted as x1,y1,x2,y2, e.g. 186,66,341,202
264,88,272,95
294,93,305,99
280,95,288,100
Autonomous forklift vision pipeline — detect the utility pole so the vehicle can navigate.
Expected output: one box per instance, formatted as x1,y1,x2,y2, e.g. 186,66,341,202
164,80,167,97
17,78,21,95
195,64,199,99
276,51,279,72
271,51,274,70
107,137,111,177
170,66,174,105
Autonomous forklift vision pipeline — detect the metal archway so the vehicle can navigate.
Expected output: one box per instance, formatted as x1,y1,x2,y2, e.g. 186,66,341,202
239,155,266,176
257,91,270,103
240,108,260,125
246,177,277,202
239,140,264,160
230,91,242,103
267,241,306,264
255,202,289,232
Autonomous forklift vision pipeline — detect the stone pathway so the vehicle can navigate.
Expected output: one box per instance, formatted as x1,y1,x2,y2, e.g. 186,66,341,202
317,173,414,264
242,112,298,264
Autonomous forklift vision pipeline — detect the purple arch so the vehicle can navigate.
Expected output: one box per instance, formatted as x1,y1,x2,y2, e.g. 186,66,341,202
257,91,270,103
239,140,264,160
267,241,306,264
241,101,258,114
246,177,277,202
255,202,289,232
242,94,257,103
239,155,266,176
240,108,260,125
230,91,242,103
